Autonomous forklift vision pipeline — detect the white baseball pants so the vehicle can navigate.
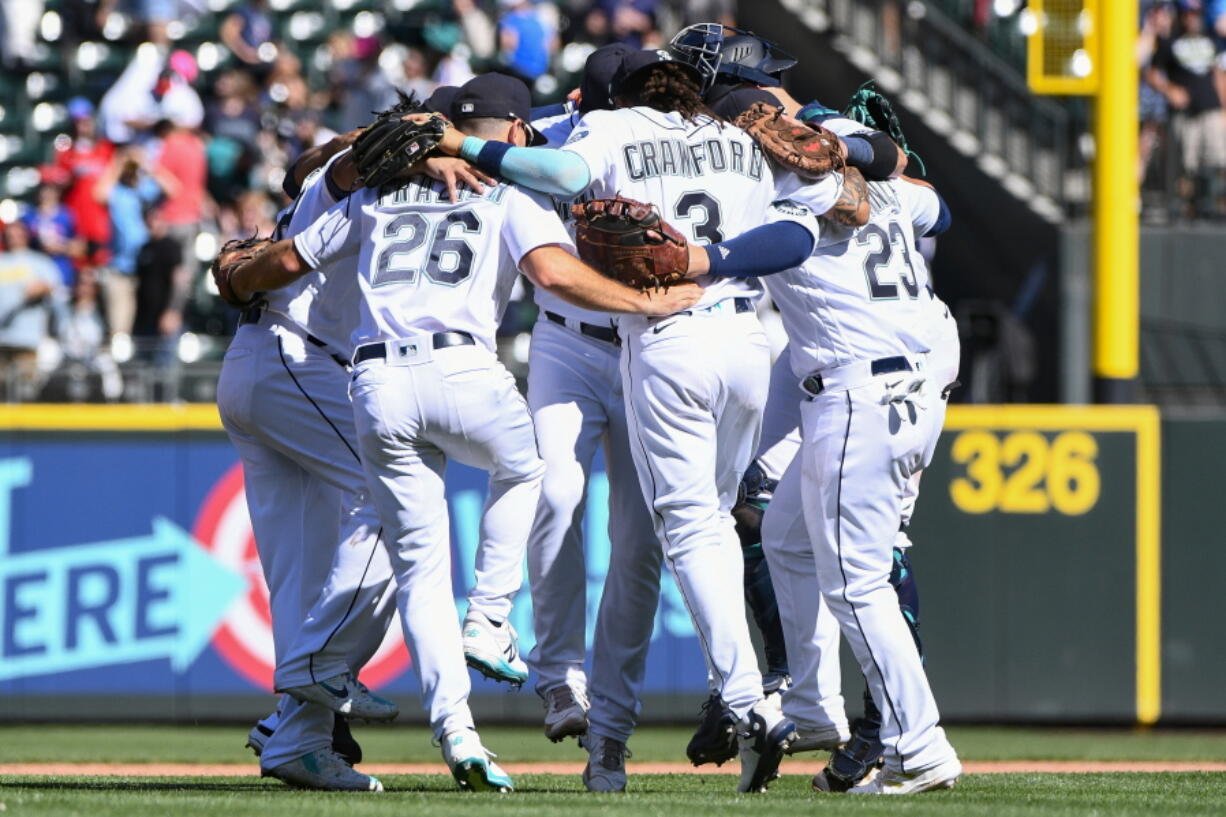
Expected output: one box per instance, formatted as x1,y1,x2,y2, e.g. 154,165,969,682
619,305,770,720
525,317,662,743
349,340,543,738
217,320,397,770
798,366,957,774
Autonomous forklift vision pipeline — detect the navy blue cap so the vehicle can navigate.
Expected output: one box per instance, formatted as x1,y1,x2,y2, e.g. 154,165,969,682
451,73,547,145
579,43,633,112
709,86,779,121
611,48,703,100
425,85,458,115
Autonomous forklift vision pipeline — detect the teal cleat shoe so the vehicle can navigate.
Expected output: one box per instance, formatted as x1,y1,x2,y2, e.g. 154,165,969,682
442,728,515,793
462,611,529,687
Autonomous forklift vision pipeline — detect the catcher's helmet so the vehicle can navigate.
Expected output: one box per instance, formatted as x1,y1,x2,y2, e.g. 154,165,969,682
668,23,725,93
716,28,797,87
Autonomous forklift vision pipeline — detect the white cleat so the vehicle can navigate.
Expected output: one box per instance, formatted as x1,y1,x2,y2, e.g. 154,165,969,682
543,684,590,742
736,699,797,793
282,672,399,721
462,611,529,686
849,756,962,795
264,749,384,791
786,725,848,755
442,728,515,793
581,733,629,793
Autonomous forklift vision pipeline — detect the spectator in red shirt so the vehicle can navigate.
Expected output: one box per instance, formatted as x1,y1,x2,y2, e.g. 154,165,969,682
153,112,208,320
54,97,115,263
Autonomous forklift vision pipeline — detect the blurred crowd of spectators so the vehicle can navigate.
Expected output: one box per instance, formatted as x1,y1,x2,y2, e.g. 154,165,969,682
1138,0,1226,221
0,0,737,401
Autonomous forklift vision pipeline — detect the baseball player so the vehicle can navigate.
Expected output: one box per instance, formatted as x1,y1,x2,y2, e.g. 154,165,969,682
709,67,961,790
678,24,914,767
229,89,503,786
430,46,848,792
220,72,702,793
523,44,674,782
725,140,963,792
215,135,400,793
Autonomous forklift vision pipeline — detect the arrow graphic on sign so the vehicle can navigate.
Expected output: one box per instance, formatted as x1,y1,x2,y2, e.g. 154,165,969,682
0,458,247,680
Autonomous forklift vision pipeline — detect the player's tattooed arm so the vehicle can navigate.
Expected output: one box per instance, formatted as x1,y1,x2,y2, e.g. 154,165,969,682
521,245,702,315
823,167,870,228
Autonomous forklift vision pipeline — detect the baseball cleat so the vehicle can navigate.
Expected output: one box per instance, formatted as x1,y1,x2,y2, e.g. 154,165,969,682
812,716,885,788
441,728,515,793
264,748,384,791
581,732,630,792
246,722,273,757
786,724,848,755
332,716,363,766
814,764,879,792
685,692,739,766
543,684,590,742
848,756,961,795
736,699,797,793
462,611,529,686
283,672,400,721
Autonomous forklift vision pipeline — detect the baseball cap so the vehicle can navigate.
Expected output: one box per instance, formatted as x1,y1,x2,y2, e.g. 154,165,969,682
709,86,779,121
67,96,95,120
578,43,633,113
425,85,458,115
611,48,704,100
451,73,547,145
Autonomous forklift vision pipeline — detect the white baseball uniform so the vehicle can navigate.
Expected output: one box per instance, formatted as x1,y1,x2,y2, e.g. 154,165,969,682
759,178,959,774
293,176,561,738
526,105,664,743
558,107,839,719
216,156,397,771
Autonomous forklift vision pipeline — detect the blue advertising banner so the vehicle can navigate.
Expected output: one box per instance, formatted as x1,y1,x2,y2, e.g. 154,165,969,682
0,406,706,701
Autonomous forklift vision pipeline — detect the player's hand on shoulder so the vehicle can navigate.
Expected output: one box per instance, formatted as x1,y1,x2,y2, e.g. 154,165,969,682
638,281,703,316
422,156,497,203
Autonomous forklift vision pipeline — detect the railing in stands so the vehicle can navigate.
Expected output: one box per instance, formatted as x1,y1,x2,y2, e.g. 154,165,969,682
780,0,1080,221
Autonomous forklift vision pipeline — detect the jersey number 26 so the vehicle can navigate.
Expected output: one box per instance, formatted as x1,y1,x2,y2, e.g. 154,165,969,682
372,210,481,287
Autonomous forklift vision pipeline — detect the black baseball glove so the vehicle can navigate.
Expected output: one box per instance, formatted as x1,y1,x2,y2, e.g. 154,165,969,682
350,113,450,189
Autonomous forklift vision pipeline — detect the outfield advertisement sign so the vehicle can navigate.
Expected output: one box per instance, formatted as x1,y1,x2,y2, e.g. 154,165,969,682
0,409,706,699
1,404,1185,724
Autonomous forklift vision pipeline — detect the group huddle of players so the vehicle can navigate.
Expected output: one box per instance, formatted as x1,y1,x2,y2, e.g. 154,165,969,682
213,22,962,798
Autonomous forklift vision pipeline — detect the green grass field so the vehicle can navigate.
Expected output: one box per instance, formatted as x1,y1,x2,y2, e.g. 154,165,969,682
2,726,1225,817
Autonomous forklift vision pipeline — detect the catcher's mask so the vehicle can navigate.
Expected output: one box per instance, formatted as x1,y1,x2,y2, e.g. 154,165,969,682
715,28,797,88
667,23,725,94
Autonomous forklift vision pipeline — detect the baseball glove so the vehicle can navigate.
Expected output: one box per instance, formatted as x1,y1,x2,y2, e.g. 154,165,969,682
351,112,449,189
844,83,926,175
571,197,689,292
211,234,270,308
734,101,843,180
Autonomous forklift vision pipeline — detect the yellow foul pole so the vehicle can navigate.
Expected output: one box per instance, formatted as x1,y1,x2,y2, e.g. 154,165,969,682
1093,1,1139,402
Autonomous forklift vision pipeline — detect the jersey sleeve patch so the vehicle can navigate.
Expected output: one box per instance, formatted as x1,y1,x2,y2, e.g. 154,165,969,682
770,199,814,218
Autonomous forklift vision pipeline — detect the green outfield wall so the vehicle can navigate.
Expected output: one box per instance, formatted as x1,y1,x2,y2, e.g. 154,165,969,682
0,404,1221,724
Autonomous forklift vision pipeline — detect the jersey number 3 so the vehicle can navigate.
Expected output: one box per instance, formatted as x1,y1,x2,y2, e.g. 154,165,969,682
373,210,481,288
858,221,920,300
674,192,724,245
